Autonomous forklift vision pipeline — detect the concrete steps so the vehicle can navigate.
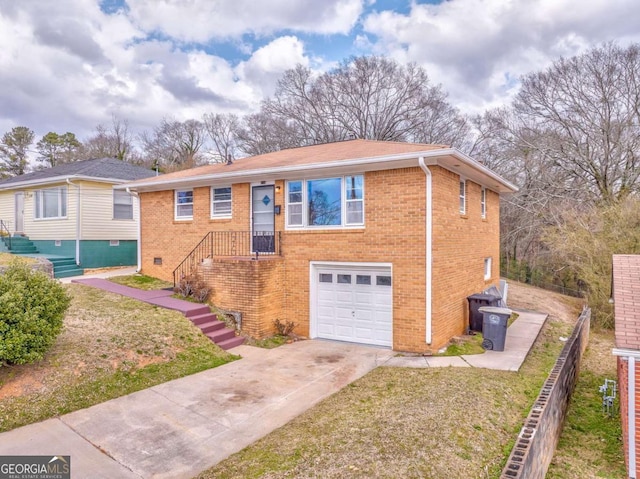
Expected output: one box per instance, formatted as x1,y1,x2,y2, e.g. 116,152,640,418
48,257,84,279
186,311,244,350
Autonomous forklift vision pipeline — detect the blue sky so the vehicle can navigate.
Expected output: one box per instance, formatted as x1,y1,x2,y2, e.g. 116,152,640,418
1,0,639,142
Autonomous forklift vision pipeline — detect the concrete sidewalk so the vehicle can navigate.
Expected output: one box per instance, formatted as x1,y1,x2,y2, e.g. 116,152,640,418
58,266,138,284
0,340,394,479
382,309,548,371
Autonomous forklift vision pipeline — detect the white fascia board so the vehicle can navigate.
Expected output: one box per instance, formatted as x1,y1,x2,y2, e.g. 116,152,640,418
124,149,518,194
0,175,127,190
613,348,640,359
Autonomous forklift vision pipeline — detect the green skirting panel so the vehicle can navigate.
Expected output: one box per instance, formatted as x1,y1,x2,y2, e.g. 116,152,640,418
31,240,137,268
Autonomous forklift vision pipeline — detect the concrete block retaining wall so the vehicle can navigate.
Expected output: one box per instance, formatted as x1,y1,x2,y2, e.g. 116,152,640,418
500,307,591,479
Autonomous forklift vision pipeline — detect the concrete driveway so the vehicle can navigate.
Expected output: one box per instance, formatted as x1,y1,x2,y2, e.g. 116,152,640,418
0,340,393,479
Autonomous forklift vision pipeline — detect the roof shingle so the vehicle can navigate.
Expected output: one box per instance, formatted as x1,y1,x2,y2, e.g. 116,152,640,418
0,157,155,187
613,254,640,349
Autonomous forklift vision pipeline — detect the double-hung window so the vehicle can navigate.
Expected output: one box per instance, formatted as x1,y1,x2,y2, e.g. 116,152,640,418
286,175,364,228
175,189,193,220
35,186,67,219
287,181,303,226
459,179,466,215
113,190,133,220
480,188,487,219
211,187,232,218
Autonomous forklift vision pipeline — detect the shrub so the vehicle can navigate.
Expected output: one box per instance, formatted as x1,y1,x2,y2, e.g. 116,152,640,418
273,318,297,336
174,271,211,302
0,260,71,365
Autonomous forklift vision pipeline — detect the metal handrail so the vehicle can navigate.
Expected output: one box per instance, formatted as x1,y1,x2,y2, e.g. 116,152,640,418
0,219,11,249
172,231,282,286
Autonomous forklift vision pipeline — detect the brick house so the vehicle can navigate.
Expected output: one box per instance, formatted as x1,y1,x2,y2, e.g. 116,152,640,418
122,139,517,353
613,254,640,478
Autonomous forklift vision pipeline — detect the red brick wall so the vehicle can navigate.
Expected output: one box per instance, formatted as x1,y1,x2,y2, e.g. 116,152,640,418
618,357,640,479
139,166,500,352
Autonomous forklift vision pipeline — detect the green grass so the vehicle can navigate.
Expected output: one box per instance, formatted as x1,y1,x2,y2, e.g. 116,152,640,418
108,274,173,290
437,333,485,356
0,253,36,266
547,331,626,478
246,335,290,349
0,347,236,432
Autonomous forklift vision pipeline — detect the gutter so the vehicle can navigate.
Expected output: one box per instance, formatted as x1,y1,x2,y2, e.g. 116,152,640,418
613,348,638,478
122,149,519,194
1,175,136,191
126,187,142,272
418,157,433,345
66,179,81,266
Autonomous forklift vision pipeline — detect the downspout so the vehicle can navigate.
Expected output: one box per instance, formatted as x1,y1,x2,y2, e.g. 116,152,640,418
418,157,433,345
126,188,141,272
631,355,637,478
66,179,80,266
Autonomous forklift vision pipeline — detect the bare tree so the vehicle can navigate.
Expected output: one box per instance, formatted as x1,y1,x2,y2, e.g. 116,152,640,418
236,112,302,156
140,118,206,171
203,113,240,162
0,126,35,177
510,42,640,204
83,116,135,161
246,56,470,151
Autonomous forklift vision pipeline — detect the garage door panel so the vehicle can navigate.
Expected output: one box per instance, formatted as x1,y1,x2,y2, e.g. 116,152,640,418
314,265,392,347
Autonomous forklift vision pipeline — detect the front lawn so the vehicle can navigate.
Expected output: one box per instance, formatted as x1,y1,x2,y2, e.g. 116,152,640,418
108,273,173,290
0,283,237,432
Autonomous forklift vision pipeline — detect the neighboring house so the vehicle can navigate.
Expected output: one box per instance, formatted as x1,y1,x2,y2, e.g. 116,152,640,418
123,139,517,353
0,158,155,276
613,254,640,479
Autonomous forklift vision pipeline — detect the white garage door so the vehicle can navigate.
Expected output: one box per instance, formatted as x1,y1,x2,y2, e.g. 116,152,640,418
314,265,392,347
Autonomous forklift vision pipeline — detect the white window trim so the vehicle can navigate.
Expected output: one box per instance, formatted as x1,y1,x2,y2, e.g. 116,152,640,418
34,186,67,221
286,181,303,227
210,186,232,219
285,175,365,230
174,189,194,221
113,189,134,221
484,257,492,280
459,179,466,215
481,187,487,219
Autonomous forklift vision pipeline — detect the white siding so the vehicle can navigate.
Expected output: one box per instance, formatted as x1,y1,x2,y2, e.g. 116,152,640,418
0,191,13,231
23,182,76,240
79,181,138,240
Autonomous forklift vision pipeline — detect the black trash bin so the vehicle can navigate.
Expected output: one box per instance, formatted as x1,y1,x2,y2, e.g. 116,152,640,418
467,293,500,333
478,306,512,351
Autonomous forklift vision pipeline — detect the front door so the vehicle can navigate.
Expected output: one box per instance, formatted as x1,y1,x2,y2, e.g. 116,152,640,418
14,192,24,234
251,185,275,253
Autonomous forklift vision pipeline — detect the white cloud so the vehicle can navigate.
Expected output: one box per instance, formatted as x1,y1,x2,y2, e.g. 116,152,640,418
362,0,640,112
126,0,365,42
237,36,309,97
